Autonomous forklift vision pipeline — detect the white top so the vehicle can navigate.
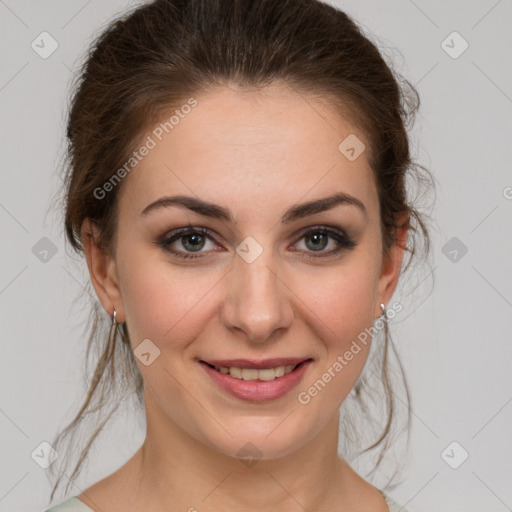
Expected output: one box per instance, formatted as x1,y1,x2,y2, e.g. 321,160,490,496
44,492,408,511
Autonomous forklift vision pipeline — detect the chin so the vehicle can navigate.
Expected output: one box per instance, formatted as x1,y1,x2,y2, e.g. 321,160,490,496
199,413,318,463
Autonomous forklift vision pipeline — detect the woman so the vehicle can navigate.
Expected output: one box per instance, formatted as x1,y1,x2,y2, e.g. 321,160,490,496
45,0,431,510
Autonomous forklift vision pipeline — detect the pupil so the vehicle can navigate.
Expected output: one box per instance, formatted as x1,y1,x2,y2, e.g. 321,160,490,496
183,233,204,251
306,233,327,251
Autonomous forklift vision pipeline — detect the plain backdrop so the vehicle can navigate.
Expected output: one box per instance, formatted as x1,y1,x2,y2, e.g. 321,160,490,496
1,1,511,511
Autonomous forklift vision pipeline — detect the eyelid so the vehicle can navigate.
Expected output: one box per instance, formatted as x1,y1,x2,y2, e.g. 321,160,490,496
157,226,222,253
293,224,353,242
288,225,355,257
157,224,355,259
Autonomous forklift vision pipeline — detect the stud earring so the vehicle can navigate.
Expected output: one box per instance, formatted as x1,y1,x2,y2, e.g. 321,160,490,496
379,303,386,319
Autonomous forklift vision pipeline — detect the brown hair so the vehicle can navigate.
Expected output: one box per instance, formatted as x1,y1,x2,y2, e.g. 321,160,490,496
50,0,433,501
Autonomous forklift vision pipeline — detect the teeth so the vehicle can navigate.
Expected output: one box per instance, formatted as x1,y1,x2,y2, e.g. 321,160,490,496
215,364,299,381
255,368,275,381
274,366,285,378
229,367,242,379
241,368,259,380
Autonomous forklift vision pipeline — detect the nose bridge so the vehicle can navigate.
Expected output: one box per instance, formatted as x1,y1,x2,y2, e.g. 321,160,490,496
222,245,293,342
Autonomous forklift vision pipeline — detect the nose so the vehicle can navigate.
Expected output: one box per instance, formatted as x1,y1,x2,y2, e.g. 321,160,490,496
221,251,294,343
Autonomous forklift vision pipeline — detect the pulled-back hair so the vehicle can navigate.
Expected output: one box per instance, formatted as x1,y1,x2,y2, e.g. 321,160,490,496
50,0,433,501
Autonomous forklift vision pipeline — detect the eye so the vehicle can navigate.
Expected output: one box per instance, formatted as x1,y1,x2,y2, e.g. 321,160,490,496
157,227,221,259
156,225,356,261
292,226,355,258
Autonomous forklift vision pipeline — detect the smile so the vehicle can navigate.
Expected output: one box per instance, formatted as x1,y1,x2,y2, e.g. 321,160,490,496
204,362,299,381
199,358,313,402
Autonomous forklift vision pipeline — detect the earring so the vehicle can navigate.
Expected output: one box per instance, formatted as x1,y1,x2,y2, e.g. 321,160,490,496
379,303,386,319
111,308,128,344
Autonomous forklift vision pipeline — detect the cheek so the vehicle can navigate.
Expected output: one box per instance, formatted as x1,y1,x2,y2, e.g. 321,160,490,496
295,259,380,339
291,257,381,391
117,254,226,351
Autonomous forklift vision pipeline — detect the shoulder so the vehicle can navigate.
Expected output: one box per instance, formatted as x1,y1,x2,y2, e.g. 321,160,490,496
381,491,409,512
44,497,94,512
45,491,406,512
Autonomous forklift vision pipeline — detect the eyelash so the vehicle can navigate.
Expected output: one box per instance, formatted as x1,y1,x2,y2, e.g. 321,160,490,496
156,225,356,261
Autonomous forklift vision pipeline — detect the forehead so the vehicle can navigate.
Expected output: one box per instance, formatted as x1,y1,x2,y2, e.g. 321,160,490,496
119,83,378,220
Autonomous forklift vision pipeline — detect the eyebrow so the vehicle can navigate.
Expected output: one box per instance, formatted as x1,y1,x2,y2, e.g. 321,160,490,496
141,192,367,222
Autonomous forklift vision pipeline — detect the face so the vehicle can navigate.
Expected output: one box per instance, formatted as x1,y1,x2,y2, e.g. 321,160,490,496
86,83,404,461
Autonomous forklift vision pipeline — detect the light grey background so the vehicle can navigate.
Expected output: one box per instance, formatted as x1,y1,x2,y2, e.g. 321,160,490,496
1,1,511,511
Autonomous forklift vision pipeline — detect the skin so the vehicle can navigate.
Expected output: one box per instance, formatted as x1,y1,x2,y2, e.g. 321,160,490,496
79,82,406,512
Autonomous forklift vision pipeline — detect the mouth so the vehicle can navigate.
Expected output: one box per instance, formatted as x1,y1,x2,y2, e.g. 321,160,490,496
200,360,309,381
198,358,313,402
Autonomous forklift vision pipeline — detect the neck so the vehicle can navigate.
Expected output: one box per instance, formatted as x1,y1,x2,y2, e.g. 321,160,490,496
131,393,354,511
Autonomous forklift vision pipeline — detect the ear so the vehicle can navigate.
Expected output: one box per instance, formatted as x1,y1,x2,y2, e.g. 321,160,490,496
375,214,408,317
81,218,125,322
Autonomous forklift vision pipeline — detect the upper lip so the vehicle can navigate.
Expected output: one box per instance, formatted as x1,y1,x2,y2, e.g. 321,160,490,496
200,357,311,369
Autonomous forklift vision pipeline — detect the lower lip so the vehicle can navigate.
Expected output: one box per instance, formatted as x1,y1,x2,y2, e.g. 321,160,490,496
200,360,312,402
